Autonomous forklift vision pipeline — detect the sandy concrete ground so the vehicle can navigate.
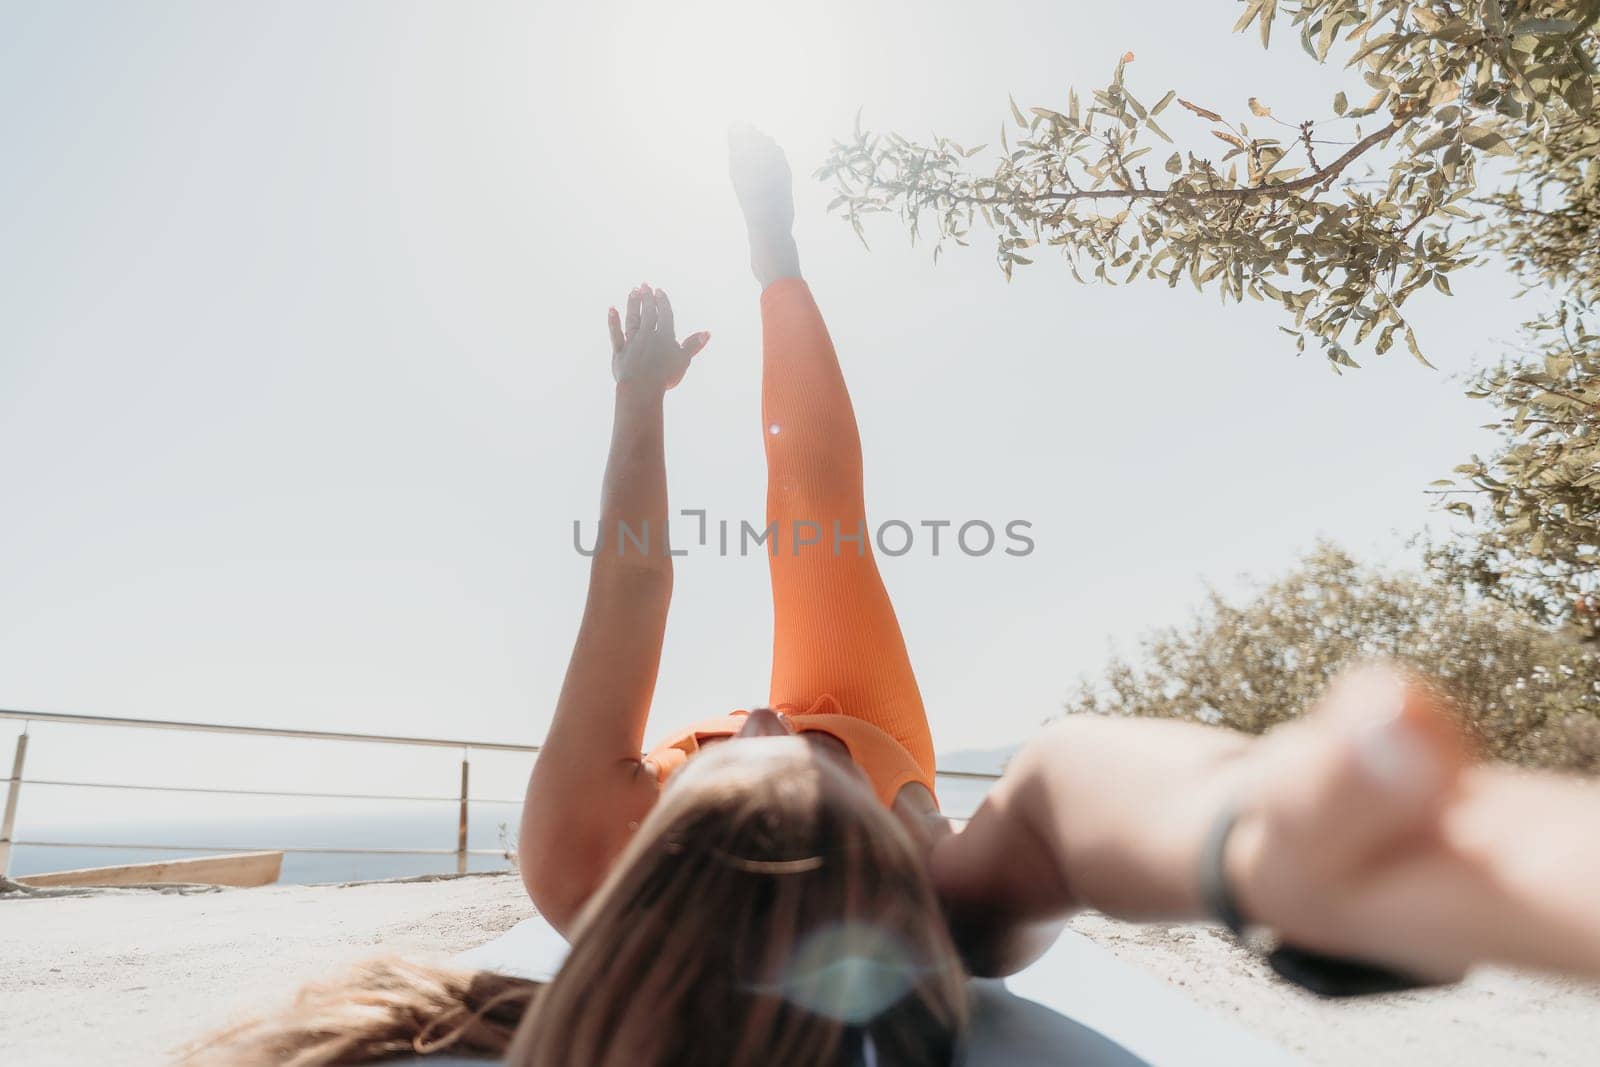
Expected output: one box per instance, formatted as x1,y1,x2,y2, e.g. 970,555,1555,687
1069,913,1600,1065
1,873,1595,1065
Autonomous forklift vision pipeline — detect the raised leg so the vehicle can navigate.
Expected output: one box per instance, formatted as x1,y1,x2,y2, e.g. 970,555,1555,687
730,125,936,782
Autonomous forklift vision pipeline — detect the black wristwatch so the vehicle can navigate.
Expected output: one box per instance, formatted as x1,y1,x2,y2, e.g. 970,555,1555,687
1197,801,1448,997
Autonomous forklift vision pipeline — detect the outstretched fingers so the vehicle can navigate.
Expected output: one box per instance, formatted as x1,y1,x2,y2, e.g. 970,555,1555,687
609,281,707,387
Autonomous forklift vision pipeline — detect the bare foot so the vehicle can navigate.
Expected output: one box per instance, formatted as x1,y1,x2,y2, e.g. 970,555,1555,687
728,123,801,288
1228,664,1473,977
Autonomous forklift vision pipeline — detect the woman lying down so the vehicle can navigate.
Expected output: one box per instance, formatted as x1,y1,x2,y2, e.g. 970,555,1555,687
187,127,1600,1067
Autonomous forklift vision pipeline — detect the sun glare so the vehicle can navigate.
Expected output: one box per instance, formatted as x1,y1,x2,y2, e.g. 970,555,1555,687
609,0,846,167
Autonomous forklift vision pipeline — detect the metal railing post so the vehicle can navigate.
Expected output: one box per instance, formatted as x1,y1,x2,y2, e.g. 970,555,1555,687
1,729,30,876
456,751,470,876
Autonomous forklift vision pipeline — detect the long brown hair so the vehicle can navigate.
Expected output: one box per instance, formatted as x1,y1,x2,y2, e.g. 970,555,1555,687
187,739,967,1065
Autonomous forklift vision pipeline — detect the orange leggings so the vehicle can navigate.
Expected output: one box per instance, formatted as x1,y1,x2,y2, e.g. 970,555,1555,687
759,278,936,782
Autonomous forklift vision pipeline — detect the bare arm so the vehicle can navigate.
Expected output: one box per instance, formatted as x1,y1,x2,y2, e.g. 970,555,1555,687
519,286,710,932
930,716,1249,976
934,667,1600,981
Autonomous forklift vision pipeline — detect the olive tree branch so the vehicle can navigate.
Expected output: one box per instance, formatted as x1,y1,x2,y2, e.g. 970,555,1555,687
891,119,1404,209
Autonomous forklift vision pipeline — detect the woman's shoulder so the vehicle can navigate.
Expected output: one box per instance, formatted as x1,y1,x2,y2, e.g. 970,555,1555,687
893,781,953,852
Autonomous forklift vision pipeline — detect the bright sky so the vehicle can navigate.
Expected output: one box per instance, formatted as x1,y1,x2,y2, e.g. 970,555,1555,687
0,1,1524,831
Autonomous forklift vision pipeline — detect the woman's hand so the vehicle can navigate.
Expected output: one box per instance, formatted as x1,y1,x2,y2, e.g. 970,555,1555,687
608,283,710,392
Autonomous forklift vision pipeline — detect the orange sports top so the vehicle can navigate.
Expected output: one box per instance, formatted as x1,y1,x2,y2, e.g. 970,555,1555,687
644,695,937,809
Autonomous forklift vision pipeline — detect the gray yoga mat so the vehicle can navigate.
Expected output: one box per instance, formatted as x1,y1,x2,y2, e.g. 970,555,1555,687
390,914,1301,1066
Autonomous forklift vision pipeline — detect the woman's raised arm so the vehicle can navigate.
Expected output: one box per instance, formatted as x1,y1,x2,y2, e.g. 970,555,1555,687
519,285,710,932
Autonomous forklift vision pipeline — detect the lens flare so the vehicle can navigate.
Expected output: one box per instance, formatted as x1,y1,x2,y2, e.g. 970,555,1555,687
757,920,923,1024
